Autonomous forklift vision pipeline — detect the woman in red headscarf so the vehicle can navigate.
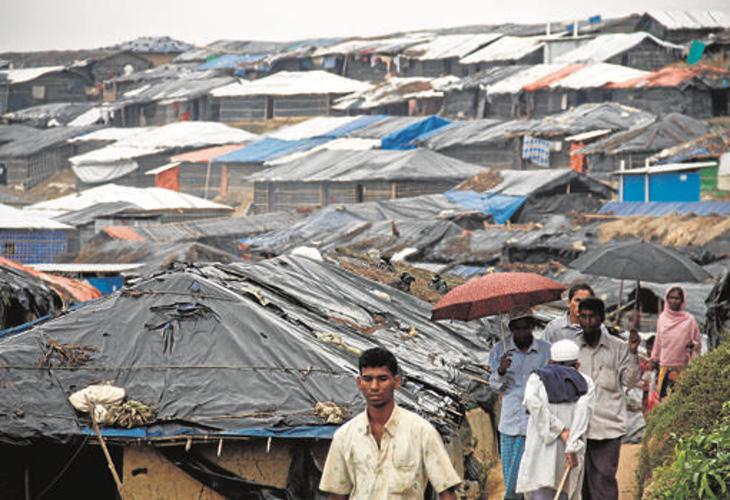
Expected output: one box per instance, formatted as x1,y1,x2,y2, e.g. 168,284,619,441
651,285,701,399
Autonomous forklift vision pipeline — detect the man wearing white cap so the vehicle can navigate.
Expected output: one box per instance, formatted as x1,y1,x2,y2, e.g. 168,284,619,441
489,309,550,499
516,340,595,500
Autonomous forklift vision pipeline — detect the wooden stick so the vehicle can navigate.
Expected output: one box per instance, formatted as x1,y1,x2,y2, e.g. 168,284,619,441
554,465,571,500
92,418,124,496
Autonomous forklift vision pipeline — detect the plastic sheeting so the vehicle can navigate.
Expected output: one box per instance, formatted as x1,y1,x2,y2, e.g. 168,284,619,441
213,138,330,164
444,191,526,224
380,115,452,150
0,257,493,444
246,148,486,183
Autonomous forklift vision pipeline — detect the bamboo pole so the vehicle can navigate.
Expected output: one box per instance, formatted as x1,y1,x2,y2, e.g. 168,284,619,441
554,465,571,500
92,418,124,496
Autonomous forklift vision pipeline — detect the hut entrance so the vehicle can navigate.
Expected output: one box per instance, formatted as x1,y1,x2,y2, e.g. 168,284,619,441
711,89,728,117
356,184,364,202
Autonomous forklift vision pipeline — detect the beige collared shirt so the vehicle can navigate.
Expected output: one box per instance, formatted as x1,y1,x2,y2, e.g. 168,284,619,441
577,332,640,440
319,405,461,499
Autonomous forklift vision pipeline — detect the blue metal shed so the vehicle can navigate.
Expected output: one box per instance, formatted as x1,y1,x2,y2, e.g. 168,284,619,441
614,162,715,203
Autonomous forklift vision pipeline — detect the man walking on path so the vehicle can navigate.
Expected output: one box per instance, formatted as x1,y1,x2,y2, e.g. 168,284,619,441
319,347,461,500
516,339,596,500
542,283,608,344
576,298,640,500
489,309,551,499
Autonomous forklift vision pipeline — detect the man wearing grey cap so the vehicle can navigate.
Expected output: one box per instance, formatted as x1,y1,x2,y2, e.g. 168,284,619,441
516,340,596,500
489,309,550,499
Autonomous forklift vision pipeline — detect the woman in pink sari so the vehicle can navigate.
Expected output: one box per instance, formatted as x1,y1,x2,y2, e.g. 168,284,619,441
651,286,701,399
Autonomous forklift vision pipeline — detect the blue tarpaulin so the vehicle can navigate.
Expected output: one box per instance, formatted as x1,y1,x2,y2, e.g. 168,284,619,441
381,115,452,150
325,115,387,138
198,54,265,70
598,201,730,217
213,137,330,163
87,276,124,295
83,424,337,439
445,190,527,224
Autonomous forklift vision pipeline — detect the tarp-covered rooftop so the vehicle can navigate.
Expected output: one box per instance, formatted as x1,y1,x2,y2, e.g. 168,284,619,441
210,71,370,97
0,257,491,443
247,148,486,183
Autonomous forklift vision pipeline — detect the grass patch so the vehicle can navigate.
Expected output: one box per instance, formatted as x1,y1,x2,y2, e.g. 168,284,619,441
638,341,730,496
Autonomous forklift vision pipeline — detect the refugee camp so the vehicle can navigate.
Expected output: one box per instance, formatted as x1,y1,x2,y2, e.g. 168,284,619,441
1,2,730,499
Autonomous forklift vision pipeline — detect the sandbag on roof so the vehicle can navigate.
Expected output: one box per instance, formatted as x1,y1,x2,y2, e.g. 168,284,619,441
0,257,491,444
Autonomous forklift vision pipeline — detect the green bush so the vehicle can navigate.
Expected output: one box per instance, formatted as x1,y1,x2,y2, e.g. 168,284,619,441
644,401,730,499
638,342,730,496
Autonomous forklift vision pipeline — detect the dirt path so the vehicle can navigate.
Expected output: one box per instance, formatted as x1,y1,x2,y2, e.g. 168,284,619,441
484,444,641,499
618,443,641,499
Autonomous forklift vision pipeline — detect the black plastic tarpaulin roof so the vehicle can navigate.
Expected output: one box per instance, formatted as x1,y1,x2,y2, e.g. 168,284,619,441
0,256,492,445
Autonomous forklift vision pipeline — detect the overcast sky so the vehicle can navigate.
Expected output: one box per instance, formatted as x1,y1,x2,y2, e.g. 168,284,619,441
1,0,729,52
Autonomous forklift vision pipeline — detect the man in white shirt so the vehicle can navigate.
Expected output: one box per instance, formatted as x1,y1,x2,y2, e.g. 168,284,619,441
319,347,461,499
517,340,596,500
543,283,598,344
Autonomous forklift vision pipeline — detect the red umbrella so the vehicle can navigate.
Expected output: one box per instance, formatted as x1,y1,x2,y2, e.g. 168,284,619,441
431,272,567,322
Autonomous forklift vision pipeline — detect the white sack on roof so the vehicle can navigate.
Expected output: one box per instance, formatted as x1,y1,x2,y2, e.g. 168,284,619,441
554,33,681,64
31,184,231,213
550,63,649,89
210,71,371,97
461,36,545,64
0,66,65,84
0,203,72,230
404,34,502,60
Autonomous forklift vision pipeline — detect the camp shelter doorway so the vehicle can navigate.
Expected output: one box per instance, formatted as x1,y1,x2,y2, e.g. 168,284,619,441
0,162,6,185
711,89,728,117
356,184,364,202
0,440,121,500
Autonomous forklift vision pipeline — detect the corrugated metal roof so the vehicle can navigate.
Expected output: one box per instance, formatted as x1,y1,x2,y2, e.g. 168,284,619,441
29,263,144,273
0,203,72,230
460,36,545,64
0,66,65,84
31,184,232,213
554,32,681,64
547,63,649,89
349,116,430,139
247,148,486,183
404,34,502,60
211,71,370,97
213,137,330,164
646,11,730,30
599,201,730,216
